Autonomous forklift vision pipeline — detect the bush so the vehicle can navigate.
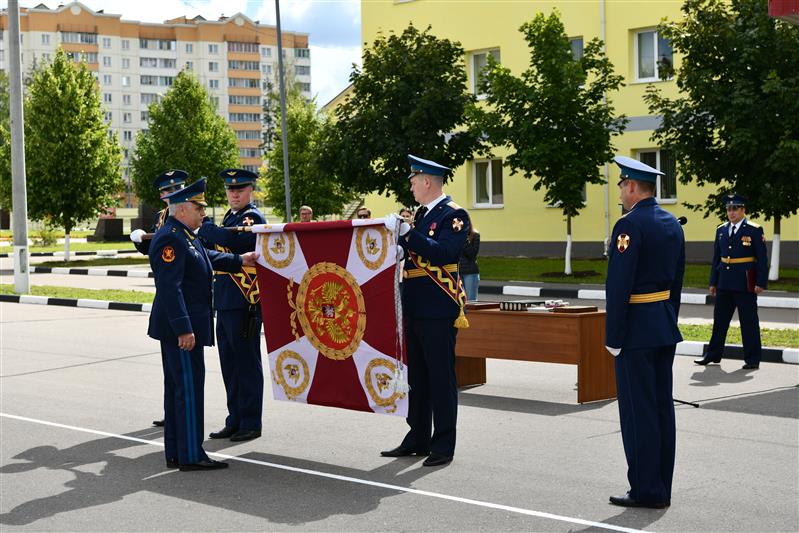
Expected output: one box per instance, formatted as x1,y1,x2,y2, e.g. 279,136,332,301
36,225,58,246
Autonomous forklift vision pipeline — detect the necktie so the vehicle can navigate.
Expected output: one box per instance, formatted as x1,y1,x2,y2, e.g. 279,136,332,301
730,225,737,238
415,206,428,222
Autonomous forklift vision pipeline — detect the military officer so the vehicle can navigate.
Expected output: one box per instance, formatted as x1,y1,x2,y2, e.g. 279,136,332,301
149,178,258,471
605,156,685,508
130,169,187,428
199,169,265,442
381,155,471,468
695,193,768,370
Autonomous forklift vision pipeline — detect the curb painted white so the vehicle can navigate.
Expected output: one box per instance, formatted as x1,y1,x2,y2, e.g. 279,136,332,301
76,299,110,309
19,295,49,305
503,286,541,297
680,293,706,305
577,289,605,300
757,296,799,309
782,349,799,364
128,270,151,278
675,341,705,356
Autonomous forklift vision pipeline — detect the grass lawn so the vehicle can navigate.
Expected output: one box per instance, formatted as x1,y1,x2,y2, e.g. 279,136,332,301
0,284,153,304
0,230,94,239
679,324,798,349
479,257,799,292
25,242,136,253
37,257,150,268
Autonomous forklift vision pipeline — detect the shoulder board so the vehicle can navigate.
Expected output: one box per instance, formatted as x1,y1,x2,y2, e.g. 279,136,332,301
241,208,261,217
716,222,726,229
620,211,631,219
447,201,463,210
746,221,760,229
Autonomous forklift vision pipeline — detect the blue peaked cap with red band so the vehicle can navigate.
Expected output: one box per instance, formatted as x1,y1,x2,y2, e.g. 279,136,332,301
219,168,258,189
613,156,663,183
408,154,450,179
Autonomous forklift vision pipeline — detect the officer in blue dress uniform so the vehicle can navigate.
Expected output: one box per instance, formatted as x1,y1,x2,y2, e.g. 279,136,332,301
130,169,187,428
148,178,258,471
381,155,470,468
695,193,768,370
605,156,685,508
199,169,265,442
131,170,187,257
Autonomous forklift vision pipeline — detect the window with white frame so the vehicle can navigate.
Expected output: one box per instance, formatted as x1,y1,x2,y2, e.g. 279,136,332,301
103,37,111,48
473,159,504,207
569,37,584,60
636,149,677,200
103,93,112,104
185,61,193,71
123,130,133,141
122,94,131,105
123,112,132,123
261,47,271,58
121,39,130,50
122,58,130,69
121,76,130,87
209,61,219,72
102,74,112,85
41,34,50,45
634,30,673,82
208,79,219,89
104,111,112,122
186,43,193,53
103,56,111,67
208,43,219,54
471,48,500,97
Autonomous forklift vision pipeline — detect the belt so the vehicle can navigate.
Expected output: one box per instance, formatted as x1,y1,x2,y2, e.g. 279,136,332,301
629,290,670,304
214,266,257,275
721,256,755,264
404,263,458,279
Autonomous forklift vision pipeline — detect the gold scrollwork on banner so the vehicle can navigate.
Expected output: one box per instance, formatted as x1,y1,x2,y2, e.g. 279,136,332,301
355,226,388,271
262,232,296,269
364,358,404,413
272,350,310,400
292,262,366,360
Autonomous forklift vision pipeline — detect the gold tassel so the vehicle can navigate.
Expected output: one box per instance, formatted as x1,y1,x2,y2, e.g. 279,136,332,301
454,306,469,329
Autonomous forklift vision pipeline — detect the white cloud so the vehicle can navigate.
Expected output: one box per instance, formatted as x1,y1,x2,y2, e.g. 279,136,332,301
310,44,360,107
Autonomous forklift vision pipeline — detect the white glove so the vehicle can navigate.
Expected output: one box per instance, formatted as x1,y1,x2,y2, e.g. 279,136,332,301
383,213,410,236
130,229,146,243
605,345,621,357
396,246,405,261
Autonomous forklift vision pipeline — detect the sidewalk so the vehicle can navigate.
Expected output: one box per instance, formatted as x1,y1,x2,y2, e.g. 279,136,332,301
480,279,799,309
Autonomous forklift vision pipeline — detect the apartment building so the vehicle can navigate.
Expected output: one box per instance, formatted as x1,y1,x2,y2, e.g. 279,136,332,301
358,0,796,261
0,1,311,207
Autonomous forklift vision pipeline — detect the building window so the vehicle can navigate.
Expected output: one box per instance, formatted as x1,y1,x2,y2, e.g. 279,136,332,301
209,79,219,89
208,43,219,54
236,130,261,140
121,76,131,87
186,43,193,53
229,77,259,89
61,32,97,44
473,159,504,207
298,82,311,92
239,148,261,158
123,130,133,141
229,95,260,106
102,37,111,48
103,56,112,67
471,48,500,97
41,34,50,45
635,30,673,82
123,112,132,123
42,53,50,61
141,111,150,122
121,39,130,50
103,74,112,85
185,61,193,71
141,93,161,105
228,60,259,71
228,42,259,53
122,58,130,69
261,47,271,58
122,94,131,105
295,65,310,76
210,96,219,109
636,149,677,201
103,93,112,104
229,112,262,122
261,64,272,75
294,48,310,58
209,61,219,72
569,37,584,60
104,111,113,122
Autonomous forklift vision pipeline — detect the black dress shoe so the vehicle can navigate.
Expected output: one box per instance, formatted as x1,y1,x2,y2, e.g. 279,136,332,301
742,363,760,370
153,419,165,427
694,355,721,365
230,429,261,442
380,445,430,458
422,453,453,467
209,427,237,439
609,492,669,509
166,457,178,469
178,459,229,471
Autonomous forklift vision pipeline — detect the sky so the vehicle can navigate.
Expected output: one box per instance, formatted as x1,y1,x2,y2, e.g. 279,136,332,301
6,0,362,106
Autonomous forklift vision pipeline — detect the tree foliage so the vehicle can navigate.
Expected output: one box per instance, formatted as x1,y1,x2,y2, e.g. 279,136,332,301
645,0,799,221
480,11,627,219
131,70,238,206
0,70,11,210
259,92,356,220
322,24,486,207
261,62,300,154
24,49,123,233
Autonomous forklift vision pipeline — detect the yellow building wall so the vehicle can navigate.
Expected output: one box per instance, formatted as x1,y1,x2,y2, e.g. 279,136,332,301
359,0,797,245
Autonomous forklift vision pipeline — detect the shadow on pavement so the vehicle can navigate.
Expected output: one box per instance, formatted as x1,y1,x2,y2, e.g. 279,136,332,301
458,391,614,416
571,505,668,532
0,428,432,527
699,386,799,420
687,366,755,387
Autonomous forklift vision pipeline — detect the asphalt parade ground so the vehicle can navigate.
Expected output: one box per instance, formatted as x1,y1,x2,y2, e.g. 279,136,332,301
1,303,797,532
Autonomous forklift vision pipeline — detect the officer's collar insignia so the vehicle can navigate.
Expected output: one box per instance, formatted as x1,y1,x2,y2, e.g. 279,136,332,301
616,233,630,253
161,246,176,263
182,229,195,241
243,216,254,226
452,218,463,232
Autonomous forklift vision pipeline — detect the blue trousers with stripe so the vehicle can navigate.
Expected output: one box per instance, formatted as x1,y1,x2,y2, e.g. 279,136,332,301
161,340,208,465
614,345,676,504
216,309,263,431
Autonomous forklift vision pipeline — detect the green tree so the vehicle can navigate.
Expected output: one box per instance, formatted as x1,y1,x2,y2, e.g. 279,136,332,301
260,92,356,220
645,0,799,280
322,24,486,207
25,49,123,260
0,70,11,211
131,70,238,207
261,63,300,154
480,11,627,274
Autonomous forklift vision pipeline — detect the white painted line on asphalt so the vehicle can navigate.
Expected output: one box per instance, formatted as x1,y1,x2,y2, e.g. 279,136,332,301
76,299,111,309
19,295,49,305
0,413,643,533
503,286,541,297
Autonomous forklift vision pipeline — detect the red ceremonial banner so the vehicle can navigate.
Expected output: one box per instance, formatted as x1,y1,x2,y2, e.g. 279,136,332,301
253,220,408,416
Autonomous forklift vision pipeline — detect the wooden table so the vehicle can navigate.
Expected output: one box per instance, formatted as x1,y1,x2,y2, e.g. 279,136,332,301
455,307,616,403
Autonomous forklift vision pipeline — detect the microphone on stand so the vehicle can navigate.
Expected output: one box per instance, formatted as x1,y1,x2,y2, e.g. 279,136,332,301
678,216,688,225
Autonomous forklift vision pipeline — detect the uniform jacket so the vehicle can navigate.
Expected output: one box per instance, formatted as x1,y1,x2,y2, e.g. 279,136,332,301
148,216,242,345
400,196,470,319
198,203,264,310
605,197,685,349
134,208,168,256
709,219,768,292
